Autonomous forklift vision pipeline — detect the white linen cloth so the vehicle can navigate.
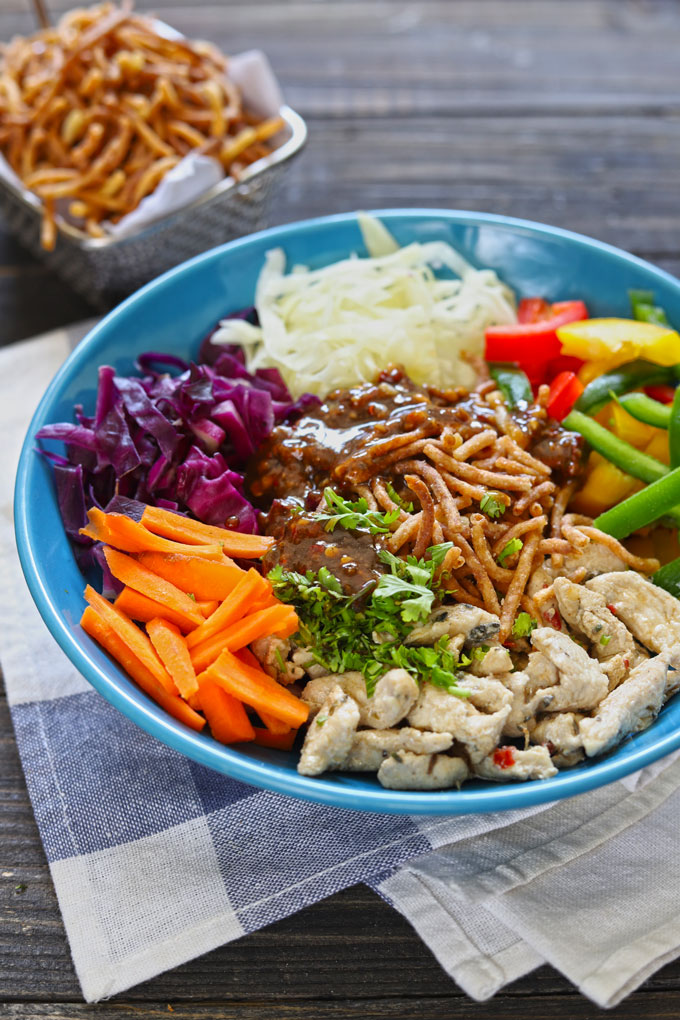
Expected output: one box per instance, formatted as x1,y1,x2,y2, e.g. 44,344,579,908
2,322,680,1007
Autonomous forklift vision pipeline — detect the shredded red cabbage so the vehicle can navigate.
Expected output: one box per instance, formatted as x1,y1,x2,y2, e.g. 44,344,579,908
36,309,319,576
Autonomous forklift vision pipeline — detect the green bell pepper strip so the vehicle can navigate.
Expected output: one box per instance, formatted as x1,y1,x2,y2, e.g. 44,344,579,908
593,465,680,539
575,359,676,416
616,392,671,429
488,363,533,408
629,289,671,327
670,387,680,470
652,556,680,598
562,410,680,527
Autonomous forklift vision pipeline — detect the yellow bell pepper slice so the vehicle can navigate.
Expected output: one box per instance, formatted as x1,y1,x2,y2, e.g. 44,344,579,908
609,401,660,449
558,318,680,367
572,451,643,516
644,430,670,466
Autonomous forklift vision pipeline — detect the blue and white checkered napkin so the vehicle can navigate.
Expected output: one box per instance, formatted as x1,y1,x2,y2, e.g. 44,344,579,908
5,326,680,1007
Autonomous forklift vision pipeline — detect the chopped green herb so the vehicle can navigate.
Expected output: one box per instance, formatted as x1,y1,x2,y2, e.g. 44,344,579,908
310,487,399,535
512,612,538,638
187,592,196,602
498,537,524,567
480,492,506,519
386,482,414,512
471,644,490,661
316,714,328,727
600,634,612,647
274,648,287,673
268,545,469,699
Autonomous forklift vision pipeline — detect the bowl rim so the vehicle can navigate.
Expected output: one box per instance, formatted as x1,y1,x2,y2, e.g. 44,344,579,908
14,206,680,815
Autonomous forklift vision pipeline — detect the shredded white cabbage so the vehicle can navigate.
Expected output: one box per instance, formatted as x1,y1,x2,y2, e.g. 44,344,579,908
211,215,517,397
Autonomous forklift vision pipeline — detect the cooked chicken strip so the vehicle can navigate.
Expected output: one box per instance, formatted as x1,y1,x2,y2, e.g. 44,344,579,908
378,751,469,790
579,650,680,758
553,578,635,660
301,669,419,729
344,728,454,771
586,572,680,653
251,635,304,685
408,678,512,763
530,712,584,767
406,604,500,647
501,670,534,737
474,746,557,781
468,643,513,676
528,545,628,621
528,627,609,713
297,685,360,776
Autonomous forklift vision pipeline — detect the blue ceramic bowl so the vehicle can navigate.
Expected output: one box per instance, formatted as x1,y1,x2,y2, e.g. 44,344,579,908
15,209,680,815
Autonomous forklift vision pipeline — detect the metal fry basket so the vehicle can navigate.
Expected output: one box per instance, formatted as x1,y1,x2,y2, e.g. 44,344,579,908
0,105,306,309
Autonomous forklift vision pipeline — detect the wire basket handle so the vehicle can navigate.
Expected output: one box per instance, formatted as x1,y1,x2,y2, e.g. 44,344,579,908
31,0,51,29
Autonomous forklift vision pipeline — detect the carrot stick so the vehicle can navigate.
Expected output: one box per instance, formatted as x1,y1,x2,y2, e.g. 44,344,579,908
104,547,205,628
84,585,178,694
248,592,278,613
203,648,309,728
136,551,244,601
197,678,255,744
147,618,199,701
197,599,219,618
185,568,270,650
190,605,299,673
234,650,292,735
81,606,205,731
253,727,297,751
141,504,274,557
80,508,223,558
114,587,196,634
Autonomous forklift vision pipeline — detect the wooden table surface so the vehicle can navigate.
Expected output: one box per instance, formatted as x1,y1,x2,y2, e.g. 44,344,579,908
2,1,680,1016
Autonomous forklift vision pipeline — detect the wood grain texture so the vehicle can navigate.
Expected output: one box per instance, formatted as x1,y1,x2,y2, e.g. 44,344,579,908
1,0,680,1015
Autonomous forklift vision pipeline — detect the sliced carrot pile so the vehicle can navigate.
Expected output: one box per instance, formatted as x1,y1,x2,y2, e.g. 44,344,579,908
137,551,243,601
141,504,275,557
84,585,178,694
203,648,309,729
80,508,223,559
147,618,199,701
190,604,299,673
81,607,205,732
252,728,297,751
185,568,270,650
79,504,302,750
198,679,255,744
197,599,219,618
114,587,196,634
104,547,204,628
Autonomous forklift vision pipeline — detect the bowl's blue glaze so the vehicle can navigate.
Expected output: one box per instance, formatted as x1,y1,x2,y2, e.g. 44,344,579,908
15,209,680,814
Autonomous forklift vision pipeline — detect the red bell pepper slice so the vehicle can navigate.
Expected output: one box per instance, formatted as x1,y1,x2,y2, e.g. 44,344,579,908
485,299,589,374
547,354,585,380
547,370,584,421
518,297,551,324
644,384,677,405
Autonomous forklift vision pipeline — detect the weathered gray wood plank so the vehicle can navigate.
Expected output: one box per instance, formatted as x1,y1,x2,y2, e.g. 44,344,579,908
1,1,680,116
2,991,680,1019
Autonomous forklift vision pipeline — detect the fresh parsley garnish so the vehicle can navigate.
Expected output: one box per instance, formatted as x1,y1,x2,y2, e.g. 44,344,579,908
268,543,468,699
480,492,506,519
310,487,400,535
471,644,490,660
386,482,414,513
498,537,523,566
512,613,538,639
600,634,612,647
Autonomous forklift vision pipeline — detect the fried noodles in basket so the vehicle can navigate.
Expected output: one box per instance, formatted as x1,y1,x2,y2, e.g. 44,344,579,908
0,3,285,249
